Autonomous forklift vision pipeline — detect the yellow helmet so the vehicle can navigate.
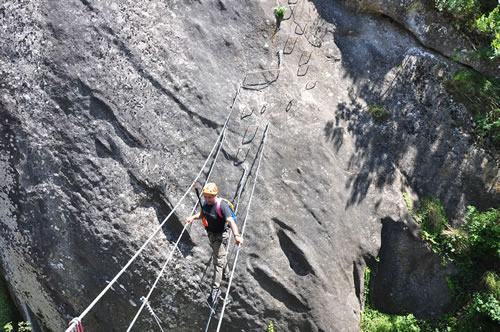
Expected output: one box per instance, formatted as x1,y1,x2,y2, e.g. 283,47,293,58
202,183,218,195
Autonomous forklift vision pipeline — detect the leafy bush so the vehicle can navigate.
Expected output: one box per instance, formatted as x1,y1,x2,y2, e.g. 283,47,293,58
361,309,421,332
412,197,460,260
268,320,275,332
435,0,480,22
0,277,16,329
476,7,500,59
364,267,372,307
434,0,500,59
0,277,27,332
448,70,500,147
468,292,500,323
386,197,500,330
463,206,500,263
3,322,31,332
482,271,500,299
368,104,390,123
418,197,448,235
449,71,500,112
414,201,500,264
403,192,414,215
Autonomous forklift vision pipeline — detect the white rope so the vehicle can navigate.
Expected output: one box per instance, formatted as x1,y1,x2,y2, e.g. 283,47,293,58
124,83,243,332
141,297,165,332
126,223,189,332
216,122,270,332
65,84,242,332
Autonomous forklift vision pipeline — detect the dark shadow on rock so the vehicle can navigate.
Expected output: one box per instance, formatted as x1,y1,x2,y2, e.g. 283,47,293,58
271,217,296,233
312,0,500,219
251,265,310,313
128,170,194,252
370,217,455,318
352,260,363,305
89,94,144,148
277,229,315,276
323,121,344,153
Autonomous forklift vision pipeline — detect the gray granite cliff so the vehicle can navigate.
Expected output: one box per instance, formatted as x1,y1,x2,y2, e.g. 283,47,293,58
1,0,499,331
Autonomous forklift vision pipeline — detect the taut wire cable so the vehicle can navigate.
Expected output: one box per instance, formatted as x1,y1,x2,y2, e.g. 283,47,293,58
215,122,270,332
65,83,242,332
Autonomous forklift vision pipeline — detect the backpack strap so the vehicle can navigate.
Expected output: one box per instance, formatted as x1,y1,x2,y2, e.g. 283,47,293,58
216,198,236,221
216,198,223,218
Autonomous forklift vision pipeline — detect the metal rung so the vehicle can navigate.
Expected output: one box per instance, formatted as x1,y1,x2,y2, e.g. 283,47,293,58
283,37,297,55
306,81,317,90
295,22,307,35
299,51,312,66
297,65,309,76
242,126,258,145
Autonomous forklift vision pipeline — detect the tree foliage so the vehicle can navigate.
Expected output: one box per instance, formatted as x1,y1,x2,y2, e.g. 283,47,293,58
447,70,500,147
362,199,500,331
435,0,500,60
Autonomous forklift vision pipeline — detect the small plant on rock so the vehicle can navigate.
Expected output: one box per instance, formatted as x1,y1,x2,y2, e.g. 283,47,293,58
3,321,31,332
368,104,390,123
268,320,275,332
447,70,500,147
482,271,500,299
274,7,286,21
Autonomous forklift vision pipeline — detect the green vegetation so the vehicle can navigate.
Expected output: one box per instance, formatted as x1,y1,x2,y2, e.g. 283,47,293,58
435,0,484,22
0,276,28,332
483,271,500,299
3,322,31,332
368,104,391,123
274,7,286,21
268,320,275,332
476,7,500,58
364,267,372,304
361,309,421,332
361,266,423,331
408,198,500,265
447,70,500,147
361,197,500,331
411,197,456,261
402,192,413,212
434,0,500,60
0,277,16,329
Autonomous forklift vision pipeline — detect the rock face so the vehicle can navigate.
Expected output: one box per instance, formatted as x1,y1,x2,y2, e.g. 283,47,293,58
1,0,499,331
370,218,455,318
345,0,500,78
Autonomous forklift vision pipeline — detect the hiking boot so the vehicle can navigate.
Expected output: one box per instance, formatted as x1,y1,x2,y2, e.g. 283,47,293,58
207,288,219,307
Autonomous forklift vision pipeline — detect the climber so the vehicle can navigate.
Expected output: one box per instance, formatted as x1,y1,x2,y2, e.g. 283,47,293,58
184,182,243,307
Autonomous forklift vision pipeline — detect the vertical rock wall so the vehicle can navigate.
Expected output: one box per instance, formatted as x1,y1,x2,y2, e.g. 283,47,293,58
1,0,499,331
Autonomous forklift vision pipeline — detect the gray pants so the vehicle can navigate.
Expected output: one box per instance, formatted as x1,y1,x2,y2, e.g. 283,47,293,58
208,231,229,289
